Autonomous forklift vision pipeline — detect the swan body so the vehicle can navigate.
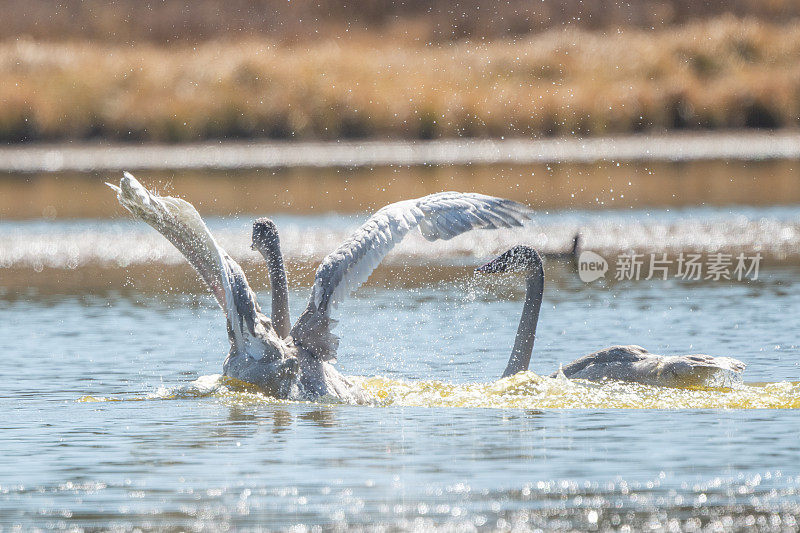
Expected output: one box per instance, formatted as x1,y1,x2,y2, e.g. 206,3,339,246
109,172,532,402
477,246,746,387
554,345,746,387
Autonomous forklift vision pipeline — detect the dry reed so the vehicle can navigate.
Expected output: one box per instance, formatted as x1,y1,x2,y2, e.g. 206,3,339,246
2,16,799,142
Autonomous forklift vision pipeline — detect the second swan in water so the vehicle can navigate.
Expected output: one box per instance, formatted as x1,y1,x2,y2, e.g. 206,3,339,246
476,246,746,387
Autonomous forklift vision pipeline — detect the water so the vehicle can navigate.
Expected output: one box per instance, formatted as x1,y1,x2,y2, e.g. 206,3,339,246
3,204,800,274
2,207,800,530
2,156,799,219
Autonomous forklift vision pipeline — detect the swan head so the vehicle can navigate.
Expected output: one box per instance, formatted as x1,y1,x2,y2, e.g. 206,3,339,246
476,245,543,274
251,218,280,252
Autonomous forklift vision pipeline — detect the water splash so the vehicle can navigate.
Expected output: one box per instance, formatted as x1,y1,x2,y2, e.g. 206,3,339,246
78,373,800,409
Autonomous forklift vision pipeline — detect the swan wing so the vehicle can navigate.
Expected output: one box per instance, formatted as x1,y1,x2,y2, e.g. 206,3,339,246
291,191,533,361
107,172,266,357
555,345,652,378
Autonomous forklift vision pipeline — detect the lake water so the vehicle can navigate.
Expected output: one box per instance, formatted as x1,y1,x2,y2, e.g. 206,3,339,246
2,204,800,530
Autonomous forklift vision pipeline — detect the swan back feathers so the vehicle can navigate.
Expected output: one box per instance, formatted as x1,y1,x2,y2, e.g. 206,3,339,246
555,345,746,387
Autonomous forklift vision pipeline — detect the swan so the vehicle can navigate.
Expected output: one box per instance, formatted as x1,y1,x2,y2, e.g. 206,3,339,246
108,172,532,402
476,245,746,386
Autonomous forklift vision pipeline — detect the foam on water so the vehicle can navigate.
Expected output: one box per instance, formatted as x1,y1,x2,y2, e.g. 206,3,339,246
78,373,800,409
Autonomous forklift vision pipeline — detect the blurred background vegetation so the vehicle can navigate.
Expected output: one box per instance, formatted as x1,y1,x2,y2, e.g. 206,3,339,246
2,0,800,142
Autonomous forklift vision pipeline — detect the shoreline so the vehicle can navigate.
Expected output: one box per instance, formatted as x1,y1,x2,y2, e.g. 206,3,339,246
1,131,800,174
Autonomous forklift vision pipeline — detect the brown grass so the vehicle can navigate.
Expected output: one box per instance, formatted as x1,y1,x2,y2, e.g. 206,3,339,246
2,16,800,142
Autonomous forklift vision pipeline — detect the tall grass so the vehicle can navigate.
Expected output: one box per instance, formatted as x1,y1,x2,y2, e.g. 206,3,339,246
2,16,799,142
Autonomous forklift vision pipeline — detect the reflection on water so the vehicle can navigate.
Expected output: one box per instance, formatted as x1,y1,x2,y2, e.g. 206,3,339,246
1,158,799,219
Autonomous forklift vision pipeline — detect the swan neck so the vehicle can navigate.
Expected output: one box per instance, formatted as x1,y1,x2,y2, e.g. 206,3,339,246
501,267,543,378
255,236,291,339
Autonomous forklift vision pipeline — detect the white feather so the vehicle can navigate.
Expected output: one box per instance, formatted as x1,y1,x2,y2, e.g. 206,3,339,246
109,172,263,359
303,191,532,322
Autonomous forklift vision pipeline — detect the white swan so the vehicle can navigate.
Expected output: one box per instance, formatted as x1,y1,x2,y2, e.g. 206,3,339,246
108,172,532,402
476,246,746,387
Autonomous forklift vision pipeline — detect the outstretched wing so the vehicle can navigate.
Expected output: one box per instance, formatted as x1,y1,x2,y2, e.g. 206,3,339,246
291,192,533,361
107,172,265,356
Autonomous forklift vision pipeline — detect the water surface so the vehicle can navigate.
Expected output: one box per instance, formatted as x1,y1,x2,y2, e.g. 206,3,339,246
2,205,799,528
